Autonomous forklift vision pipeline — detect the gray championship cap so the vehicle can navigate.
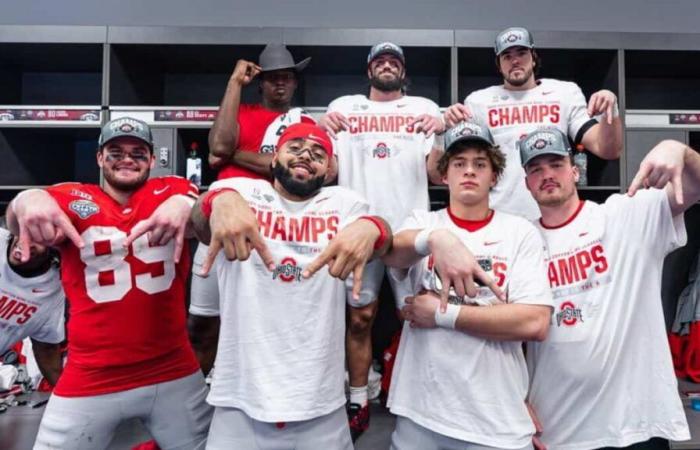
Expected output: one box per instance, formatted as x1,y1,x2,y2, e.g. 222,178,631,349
367,42,405,65
258,43,311,72
445,120,495,153
519,128,572,167
98,117,154,149
495,27,535,55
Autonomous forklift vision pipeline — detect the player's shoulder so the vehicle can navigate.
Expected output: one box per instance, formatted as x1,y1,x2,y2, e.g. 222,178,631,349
403,95,439,109
329,95,365,109
540,78,581,92
465,84,501,102
494,210,541,236
320,185,366,203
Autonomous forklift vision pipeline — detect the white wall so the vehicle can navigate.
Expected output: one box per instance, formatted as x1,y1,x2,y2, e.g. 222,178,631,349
5,0,700,34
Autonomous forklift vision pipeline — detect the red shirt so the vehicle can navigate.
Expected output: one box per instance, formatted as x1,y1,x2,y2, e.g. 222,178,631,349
47,177,200,396
217,104,315,180
217,104,280,180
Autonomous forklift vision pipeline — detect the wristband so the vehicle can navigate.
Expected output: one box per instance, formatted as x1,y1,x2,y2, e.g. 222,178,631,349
201,188,238,219
414,227,435,256
11,189,44,214
434,303,460,329
359,216,388,250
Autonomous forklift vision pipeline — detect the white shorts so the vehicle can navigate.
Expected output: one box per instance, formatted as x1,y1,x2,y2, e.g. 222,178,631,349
346,259,413,310
190,243,220,317
391,416,534,450
34,371,213,450
206,405,352,450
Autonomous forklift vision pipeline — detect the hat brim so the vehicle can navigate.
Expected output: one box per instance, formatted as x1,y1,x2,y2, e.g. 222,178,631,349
260,57,311,73
100,133,154,149
496,43,534,56
368,50,405,65
446,135,494,153
521,150,570,168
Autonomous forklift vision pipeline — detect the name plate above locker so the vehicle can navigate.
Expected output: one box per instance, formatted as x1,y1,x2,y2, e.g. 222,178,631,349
0,106,101,127
109,107,218,127
625,110,700,129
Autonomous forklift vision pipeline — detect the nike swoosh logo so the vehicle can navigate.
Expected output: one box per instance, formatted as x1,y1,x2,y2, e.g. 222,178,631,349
484,241,501,246
579,232,589,237
396,104,407,108
542,91,554,96
314,196,330,204
32,288,45,293
154,186,171,195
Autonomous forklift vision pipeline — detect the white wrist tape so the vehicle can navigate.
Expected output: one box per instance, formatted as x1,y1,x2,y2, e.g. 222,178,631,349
414,227,434,256
11,189,44,214
434,303,460,329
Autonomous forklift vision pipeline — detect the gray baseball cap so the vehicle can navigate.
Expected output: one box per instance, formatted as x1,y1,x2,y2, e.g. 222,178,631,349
495,27,534,55
519,128,572,167
98,117,154,149
259,43,311,73
367,42,405,65
445,120,494,153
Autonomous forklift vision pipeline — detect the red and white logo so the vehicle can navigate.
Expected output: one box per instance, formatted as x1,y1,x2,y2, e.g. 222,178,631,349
373,142,391,159
273,257,303,283
556,301,584,326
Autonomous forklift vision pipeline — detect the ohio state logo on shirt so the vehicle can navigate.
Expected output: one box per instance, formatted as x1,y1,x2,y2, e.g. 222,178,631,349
555,300,584,327
373,142,391,159
272,257,303,283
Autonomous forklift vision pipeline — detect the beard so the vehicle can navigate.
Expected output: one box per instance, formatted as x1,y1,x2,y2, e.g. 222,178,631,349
272,163,325,199
369,73,404,92
102,166,150,192
533,183,576,208
503,66,534,87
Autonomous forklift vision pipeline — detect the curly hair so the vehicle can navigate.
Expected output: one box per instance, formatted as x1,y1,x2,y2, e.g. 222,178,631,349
437,142,507,181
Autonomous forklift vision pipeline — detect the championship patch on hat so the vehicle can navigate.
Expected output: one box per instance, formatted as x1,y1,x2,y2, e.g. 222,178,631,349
519,128,572,167
445,120,494,153
98,117,154,148
495,27,535,55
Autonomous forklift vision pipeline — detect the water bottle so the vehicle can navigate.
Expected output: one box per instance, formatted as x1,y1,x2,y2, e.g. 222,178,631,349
574,144,588,187
186,142,202,187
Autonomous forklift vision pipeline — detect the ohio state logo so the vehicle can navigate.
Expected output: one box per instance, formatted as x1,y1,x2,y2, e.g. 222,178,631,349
272,257,303,283
373,142,391,159
556,301,584,326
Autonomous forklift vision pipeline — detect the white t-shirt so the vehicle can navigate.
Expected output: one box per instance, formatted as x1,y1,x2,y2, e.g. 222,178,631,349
327,94,439,230
527,190,690,450
204,178,369,422
0,228,65,354
388,208,553,448
466,79,596,220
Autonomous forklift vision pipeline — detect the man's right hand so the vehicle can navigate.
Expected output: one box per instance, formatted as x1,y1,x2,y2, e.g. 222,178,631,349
443,103,473,128
198,191,275,276
230,59,262,86
319,112,350,139
428,229,505,311
12,190,83,262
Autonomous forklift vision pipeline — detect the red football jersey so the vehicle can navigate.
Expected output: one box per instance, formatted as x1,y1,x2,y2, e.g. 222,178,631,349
217,104,316,180
46,177,200,396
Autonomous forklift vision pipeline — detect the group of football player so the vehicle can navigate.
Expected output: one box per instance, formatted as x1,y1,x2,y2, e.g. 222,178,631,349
2,26,700,450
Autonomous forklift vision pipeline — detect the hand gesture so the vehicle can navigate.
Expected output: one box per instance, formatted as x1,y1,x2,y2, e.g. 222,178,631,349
124,195,193,263
198,191,274,276
587,89,618,125
402,291,441,328
12,190,83,262
302,218,380,300
230,59,262,86
428,229,506,311
628,139,686,204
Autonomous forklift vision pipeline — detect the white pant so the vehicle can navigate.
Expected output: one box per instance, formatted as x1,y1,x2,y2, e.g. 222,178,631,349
391,416,534,450
206,405,353,450
34,371,213,450
190,243,221,317
347,259,412,309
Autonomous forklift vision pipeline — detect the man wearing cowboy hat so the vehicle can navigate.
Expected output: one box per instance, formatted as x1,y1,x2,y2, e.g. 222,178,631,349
208,43,319,181
191,45,322,375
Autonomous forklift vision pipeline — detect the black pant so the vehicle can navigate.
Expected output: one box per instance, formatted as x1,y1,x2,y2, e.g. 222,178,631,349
597,437,670,450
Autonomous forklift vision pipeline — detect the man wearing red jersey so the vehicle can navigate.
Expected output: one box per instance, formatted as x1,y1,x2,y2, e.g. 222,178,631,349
7,117,212,450
208,43,319,181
